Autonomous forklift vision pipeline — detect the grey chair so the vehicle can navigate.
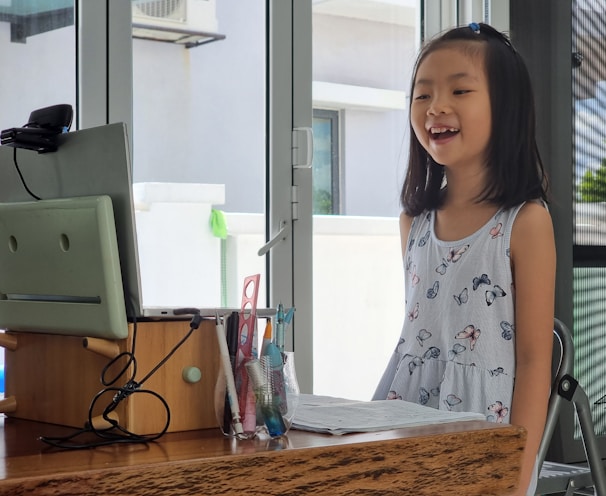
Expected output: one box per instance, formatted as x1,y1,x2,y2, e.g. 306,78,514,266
535,318,606,495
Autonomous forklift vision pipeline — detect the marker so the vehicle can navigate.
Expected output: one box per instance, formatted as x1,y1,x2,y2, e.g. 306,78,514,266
261,318,272,356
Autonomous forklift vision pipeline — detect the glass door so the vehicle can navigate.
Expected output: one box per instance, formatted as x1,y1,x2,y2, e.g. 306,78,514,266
129,0,269,312
310,0,418,400
308,0,510,401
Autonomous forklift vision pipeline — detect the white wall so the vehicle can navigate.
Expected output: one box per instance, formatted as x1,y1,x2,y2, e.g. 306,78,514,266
224,212,404,401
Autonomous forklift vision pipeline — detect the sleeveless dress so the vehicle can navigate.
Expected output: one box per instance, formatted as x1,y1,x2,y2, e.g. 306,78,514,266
373,205,525,423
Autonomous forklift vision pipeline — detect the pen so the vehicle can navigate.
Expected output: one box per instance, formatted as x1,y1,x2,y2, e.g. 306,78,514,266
215,313,244,437
275,303,285,352
222,312,239,433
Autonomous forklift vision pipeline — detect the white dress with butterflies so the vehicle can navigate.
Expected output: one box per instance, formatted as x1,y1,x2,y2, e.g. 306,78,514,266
373,204,525,423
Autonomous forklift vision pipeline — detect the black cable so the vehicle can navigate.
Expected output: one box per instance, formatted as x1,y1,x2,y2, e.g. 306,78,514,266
39,313,204,450
100,318,138,387
12,147,41,200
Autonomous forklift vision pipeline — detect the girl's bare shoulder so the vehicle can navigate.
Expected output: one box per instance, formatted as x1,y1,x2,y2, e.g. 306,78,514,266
513,201,553,235
511,201,555,256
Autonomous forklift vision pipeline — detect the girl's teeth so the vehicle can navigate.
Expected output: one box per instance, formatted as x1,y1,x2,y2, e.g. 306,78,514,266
431,127,459,134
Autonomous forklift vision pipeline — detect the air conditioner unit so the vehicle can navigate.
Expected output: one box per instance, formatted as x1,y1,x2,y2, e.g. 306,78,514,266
132,0,223,47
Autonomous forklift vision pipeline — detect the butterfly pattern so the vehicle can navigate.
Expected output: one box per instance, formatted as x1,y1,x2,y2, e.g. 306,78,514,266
500,321,514,340
416,328,432,346
489,222,503,239
435,244,470,275
388,390,402,400
455,325,481,350
418,385,441,406
447,343,466,361
489,367,505,377
426,281,439,299
453,287,468,305
443,394,463,411
400,347,441,375
485,285,507,306
379,205,525,425
407,302,419,322
472,273,491,290
487,401,509,423
418,230,430,247
406,258,421,287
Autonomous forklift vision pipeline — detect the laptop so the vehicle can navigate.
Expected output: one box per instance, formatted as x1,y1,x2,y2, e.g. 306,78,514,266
0,122,207,331
0,196,129,339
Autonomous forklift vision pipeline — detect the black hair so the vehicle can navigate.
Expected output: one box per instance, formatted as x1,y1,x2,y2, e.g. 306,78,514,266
400,22,549,217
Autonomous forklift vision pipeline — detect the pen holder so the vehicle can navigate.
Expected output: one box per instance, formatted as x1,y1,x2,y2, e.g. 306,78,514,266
214,352,299,439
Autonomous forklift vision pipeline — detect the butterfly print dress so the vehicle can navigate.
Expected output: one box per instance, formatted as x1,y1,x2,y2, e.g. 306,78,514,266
373,204,528,423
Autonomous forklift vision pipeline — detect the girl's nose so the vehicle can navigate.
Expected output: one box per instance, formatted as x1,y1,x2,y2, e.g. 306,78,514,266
427,96,450,115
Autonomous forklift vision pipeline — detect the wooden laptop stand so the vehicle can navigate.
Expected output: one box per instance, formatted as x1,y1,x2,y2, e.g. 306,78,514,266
0,319,220,434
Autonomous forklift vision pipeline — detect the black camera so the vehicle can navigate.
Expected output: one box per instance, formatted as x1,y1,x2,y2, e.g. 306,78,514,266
1,104,73,153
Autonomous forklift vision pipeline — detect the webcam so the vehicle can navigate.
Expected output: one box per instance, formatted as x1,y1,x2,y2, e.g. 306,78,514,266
0,104,73,153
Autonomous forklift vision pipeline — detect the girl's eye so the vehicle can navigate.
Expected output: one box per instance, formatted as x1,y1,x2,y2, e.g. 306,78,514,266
414,94,429,100
453,89,471,95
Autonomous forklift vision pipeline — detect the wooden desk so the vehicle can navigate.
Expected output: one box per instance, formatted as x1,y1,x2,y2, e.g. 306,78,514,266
0,417,525,496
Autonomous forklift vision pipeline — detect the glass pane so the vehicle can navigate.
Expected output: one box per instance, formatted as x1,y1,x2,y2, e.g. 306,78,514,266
572,0,606,439
312,109,339,214
0,1,75,130
0,0,75,396
311,0,419,400
131,0,267,310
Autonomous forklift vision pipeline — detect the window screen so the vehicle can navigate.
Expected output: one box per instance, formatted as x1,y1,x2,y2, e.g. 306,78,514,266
572,0,606,440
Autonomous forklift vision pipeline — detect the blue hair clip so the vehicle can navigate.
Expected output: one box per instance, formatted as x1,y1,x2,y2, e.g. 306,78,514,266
469,22,480,34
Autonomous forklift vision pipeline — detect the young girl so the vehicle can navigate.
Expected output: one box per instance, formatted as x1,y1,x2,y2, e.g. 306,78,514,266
373,23,556,495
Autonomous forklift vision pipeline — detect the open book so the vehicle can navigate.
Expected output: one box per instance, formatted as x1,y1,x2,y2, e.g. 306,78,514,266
292,394,486,435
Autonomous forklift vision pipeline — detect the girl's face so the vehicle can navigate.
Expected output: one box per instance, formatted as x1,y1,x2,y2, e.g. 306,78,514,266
410,45,492,172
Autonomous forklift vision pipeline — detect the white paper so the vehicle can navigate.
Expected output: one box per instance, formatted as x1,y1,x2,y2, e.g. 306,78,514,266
292,394,486,435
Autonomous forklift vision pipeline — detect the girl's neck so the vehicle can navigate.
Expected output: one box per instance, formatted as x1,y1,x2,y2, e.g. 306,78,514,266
435,168,498,241
434,200,499,242
441,165,488,208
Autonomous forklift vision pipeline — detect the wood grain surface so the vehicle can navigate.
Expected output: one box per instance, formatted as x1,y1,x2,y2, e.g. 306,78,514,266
0,417,526,496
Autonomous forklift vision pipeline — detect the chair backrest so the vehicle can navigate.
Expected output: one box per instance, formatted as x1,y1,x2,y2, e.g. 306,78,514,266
536,318,575,470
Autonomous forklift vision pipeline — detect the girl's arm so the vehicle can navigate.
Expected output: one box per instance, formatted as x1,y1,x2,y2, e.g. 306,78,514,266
509,201,556,495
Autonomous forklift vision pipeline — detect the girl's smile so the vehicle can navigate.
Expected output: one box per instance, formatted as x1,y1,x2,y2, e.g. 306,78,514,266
428,126,460,143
